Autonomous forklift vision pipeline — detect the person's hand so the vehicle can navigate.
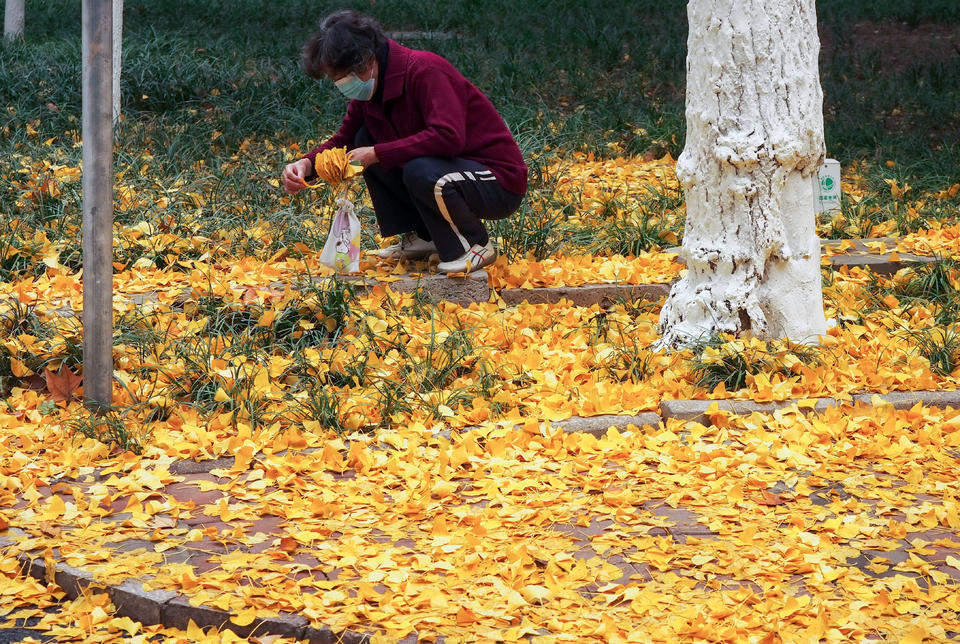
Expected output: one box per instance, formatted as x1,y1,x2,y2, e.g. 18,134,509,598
281,158,313,194
348,146,378,169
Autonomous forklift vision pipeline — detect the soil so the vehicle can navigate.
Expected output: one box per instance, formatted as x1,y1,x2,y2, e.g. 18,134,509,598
820,20,960,74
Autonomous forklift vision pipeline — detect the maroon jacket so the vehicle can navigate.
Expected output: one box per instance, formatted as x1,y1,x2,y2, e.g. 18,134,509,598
303,40,527,195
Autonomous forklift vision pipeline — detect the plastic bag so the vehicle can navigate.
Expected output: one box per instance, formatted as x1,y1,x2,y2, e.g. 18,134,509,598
319,198,361,273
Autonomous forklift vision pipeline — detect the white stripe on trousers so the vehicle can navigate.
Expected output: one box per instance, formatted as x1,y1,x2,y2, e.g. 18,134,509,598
433,172,473,252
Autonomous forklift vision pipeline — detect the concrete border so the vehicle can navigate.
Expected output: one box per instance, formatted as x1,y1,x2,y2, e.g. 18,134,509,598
11,548,374,642
658,389,960,426
499,283,670,307
343,271,490,306
665,238,936,276
826,253,933,276
659,398,842,424
435,412,663,441
852,390,960,410
56,234,953,319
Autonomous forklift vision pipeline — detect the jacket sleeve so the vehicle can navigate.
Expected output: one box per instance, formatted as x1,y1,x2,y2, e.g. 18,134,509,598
301,100,365,180
373,66,467,169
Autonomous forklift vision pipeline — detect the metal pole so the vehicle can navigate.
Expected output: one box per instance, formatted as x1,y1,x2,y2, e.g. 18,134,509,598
4,0,25,40
82,0,114,406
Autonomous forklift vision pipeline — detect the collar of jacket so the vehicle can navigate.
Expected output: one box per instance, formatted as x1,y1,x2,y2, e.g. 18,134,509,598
379,39,410,102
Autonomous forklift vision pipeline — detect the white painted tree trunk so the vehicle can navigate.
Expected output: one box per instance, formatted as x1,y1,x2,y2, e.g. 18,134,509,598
4,0,25,40
112,0,123,122
657,0,828,348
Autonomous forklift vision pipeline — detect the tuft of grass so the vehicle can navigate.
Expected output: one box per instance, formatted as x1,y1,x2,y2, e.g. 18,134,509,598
690,335,820,392
490,196,590,261
361,317,492,426
597,340,656,383
288,386,345,433
274,277,360,349
899,257,957,301
0,298,47,338
595,185,683,255
911,326,960,376
68,409,144,455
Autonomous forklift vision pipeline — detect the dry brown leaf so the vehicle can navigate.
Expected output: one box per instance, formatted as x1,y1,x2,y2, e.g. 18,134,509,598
44,365,82,403
758,490,784,506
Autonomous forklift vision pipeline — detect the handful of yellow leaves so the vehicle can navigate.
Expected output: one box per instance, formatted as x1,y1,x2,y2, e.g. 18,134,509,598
303,147,363,188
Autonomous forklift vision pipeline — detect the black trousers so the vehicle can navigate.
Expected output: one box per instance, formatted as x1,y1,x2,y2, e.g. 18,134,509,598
356,128,524,261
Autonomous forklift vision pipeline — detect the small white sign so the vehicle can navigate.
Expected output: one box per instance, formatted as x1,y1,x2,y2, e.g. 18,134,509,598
813,159,842,214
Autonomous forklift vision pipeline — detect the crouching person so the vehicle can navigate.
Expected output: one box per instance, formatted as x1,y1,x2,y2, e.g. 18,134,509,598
281,10,527,273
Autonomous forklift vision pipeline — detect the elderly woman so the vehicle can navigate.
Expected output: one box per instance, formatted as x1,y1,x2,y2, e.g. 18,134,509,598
281,10,527,273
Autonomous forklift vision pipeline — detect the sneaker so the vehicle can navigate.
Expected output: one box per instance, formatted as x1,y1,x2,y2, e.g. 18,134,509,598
375,232,437,260
437,241,497,274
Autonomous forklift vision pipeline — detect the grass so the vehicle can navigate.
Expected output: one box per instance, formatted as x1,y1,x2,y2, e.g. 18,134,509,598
690,336,821,393
911,326,960,376
1,1,956,176
68,408,145,455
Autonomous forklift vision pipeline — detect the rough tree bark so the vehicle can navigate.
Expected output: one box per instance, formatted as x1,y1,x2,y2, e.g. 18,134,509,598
657,0,829,348
4,0,25,40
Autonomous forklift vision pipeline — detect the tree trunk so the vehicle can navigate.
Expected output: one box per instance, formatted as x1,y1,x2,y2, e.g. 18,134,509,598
112,0,123,122
4,0,25,40
657,0,828,348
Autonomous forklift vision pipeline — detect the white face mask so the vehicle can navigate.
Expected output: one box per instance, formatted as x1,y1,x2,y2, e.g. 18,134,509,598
335,73,376,101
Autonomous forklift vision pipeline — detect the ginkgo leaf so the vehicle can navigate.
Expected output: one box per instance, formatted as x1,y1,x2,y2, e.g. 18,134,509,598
10,357,32,378
305,147,363,187
946,555,960,573
231,607,258,627
455,606,478,625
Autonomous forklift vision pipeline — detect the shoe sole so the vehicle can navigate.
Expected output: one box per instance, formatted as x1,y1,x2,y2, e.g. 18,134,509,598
437,253,497,274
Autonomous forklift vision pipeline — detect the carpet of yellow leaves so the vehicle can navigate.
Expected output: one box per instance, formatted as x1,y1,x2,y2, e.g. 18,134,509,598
1,263,958,460
2,401,959,641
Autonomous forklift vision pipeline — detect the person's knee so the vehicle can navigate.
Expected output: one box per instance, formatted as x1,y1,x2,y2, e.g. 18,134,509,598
401,158,440,195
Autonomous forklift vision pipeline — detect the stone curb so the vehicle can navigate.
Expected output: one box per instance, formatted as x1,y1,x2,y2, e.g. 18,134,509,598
852,390,960,410
48,390,960,485
551,413,662,436
658,389,960,426
664,238,937,276
499,283,670,307
10,548,375,642
826,253,933,276
658,398,842,424
435,413,663,441
168,456,236,476
55,236,950,321
435,389,960,441
343,270,490,307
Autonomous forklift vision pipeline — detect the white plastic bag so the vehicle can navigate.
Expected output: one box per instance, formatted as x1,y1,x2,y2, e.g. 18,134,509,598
319,198,361,273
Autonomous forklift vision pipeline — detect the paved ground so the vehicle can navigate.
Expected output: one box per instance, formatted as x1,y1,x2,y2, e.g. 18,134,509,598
5,409,960,641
